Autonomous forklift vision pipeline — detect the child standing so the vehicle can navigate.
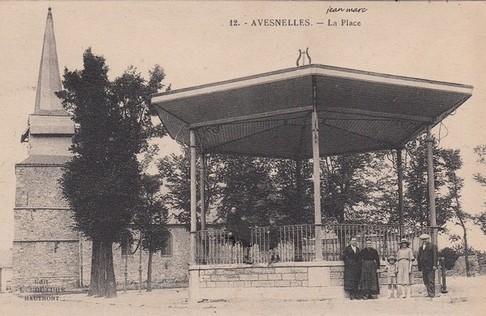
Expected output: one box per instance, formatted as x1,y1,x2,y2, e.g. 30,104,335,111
385,255,398,298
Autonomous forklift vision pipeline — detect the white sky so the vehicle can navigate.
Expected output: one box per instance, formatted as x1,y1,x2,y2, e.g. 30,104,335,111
1,1,485,251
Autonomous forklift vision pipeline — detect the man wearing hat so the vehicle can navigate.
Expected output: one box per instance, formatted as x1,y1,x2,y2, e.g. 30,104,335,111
417,233,438,298
342,237,361,300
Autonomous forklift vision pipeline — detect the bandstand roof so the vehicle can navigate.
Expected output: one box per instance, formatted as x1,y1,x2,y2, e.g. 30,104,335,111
152,64,473,159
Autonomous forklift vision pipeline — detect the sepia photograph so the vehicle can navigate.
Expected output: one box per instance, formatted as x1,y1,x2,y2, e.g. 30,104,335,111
0,1,485,315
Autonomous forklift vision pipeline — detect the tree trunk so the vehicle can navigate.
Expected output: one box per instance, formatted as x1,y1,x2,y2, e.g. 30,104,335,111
105,242,117,297
88,240,117,298
147,250,153,292
453,174,471,277
88,240,100,296
463,227,471,277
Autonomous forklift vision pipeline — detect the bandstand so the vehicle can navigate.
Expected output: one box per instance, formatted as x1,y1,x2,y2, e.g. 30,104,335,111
151,63,472,302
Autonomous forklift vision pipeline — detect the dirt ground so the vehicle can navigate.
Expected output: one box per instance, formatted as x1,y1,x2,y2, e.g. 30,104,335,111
1,275,485,316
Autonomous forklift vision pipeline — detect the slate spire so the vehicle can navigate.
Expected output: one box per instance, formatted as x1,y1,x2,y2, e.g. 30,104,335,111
20,8,73,147
34,7,63,113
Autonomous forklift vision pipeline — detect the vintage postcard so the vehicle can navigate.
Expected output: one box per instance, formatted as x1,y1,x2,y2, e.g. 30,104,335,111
0,1,485,315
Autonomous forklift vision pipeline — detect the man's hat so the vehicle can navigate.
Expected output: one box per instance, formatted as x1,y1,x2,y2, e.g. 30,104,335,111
419,233,430,240
399,238,410,246
387,255,397,263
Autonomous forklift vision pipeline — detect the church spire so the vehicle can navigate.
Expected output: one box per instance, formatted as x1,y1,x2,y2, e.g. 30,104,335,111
34,7,64,113
20,8,73,150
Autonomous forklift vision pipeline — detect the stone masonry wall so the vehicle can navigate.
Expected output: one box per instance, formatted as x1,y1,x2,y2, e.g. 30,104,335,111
196,262,424,290
13,164,78,290
13,163,191,291
14,208,78,241
75,226,190,290
13,241,80,291
114,226,189,289
15,165,69,208
13,206,79,290
199,266,310,289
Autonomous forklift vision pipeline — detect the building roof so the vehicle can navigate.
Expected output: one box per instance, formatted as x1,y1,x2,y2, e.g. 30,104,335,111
17,155,71,167
152,64,473,159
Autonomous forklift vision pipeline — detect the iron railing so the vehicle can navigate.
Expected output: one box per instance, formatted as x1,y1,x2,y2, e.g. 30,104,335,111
194,224,431,265
319,223,430,261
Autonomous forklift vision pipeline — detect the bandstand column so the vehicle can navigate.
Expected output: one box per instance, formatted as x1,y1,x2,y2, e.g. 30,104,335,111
312,76,323,261
397,148,404,231
200,154,206,231
190,129,197,263
426,128,438,246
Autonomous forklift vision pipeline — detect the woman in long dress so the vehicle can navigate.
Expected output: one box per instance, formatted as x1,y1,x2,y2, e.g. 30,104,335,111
397,238,414,298
360,239,380,299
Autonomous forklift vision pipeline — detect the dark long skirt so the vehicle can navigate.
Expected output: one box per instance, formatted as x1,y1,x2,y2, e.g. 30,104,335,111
360,260,380,294
344,263,361,291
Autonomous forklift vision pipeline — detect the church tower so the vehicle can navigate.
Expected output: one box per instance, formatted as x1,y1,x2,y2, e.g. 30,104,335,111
12,9,188,292
12,8,80,290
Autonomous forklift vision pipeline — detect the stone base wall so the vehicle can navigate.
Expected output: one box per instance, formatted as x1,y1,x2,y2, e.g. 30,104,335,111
189,261,433,302
12,241,80,292
13,207,80,291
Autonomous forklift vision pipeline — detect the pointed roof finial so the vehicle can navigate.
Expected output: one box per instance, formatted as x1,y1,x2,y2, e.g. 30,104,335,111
47,7,53,21
34,7,64,113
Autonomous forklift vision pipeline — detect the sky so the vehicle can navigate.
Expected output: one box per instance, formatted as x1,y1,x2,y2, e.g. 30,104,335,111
0,1,485,251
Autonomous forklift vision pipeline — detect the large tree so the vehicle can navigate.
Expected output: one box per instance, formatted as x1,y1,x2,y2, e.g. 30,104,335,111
57,49,165,297
271,159,314,225
321,153,375,223
157,151,224,226
447,172,474,276
216,156,277,226
403,136,463,228
473,145,486,233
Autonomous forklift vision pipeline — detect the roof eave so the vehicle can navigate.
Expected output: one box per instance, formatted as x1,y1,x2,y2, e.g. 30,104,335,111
151,64,474,105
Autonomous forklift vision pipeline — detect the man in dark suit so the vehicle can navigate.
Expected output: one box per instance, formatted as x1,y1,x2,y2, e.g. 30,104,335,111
342,237,361,300
417,233,438,298
226,207,253,264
